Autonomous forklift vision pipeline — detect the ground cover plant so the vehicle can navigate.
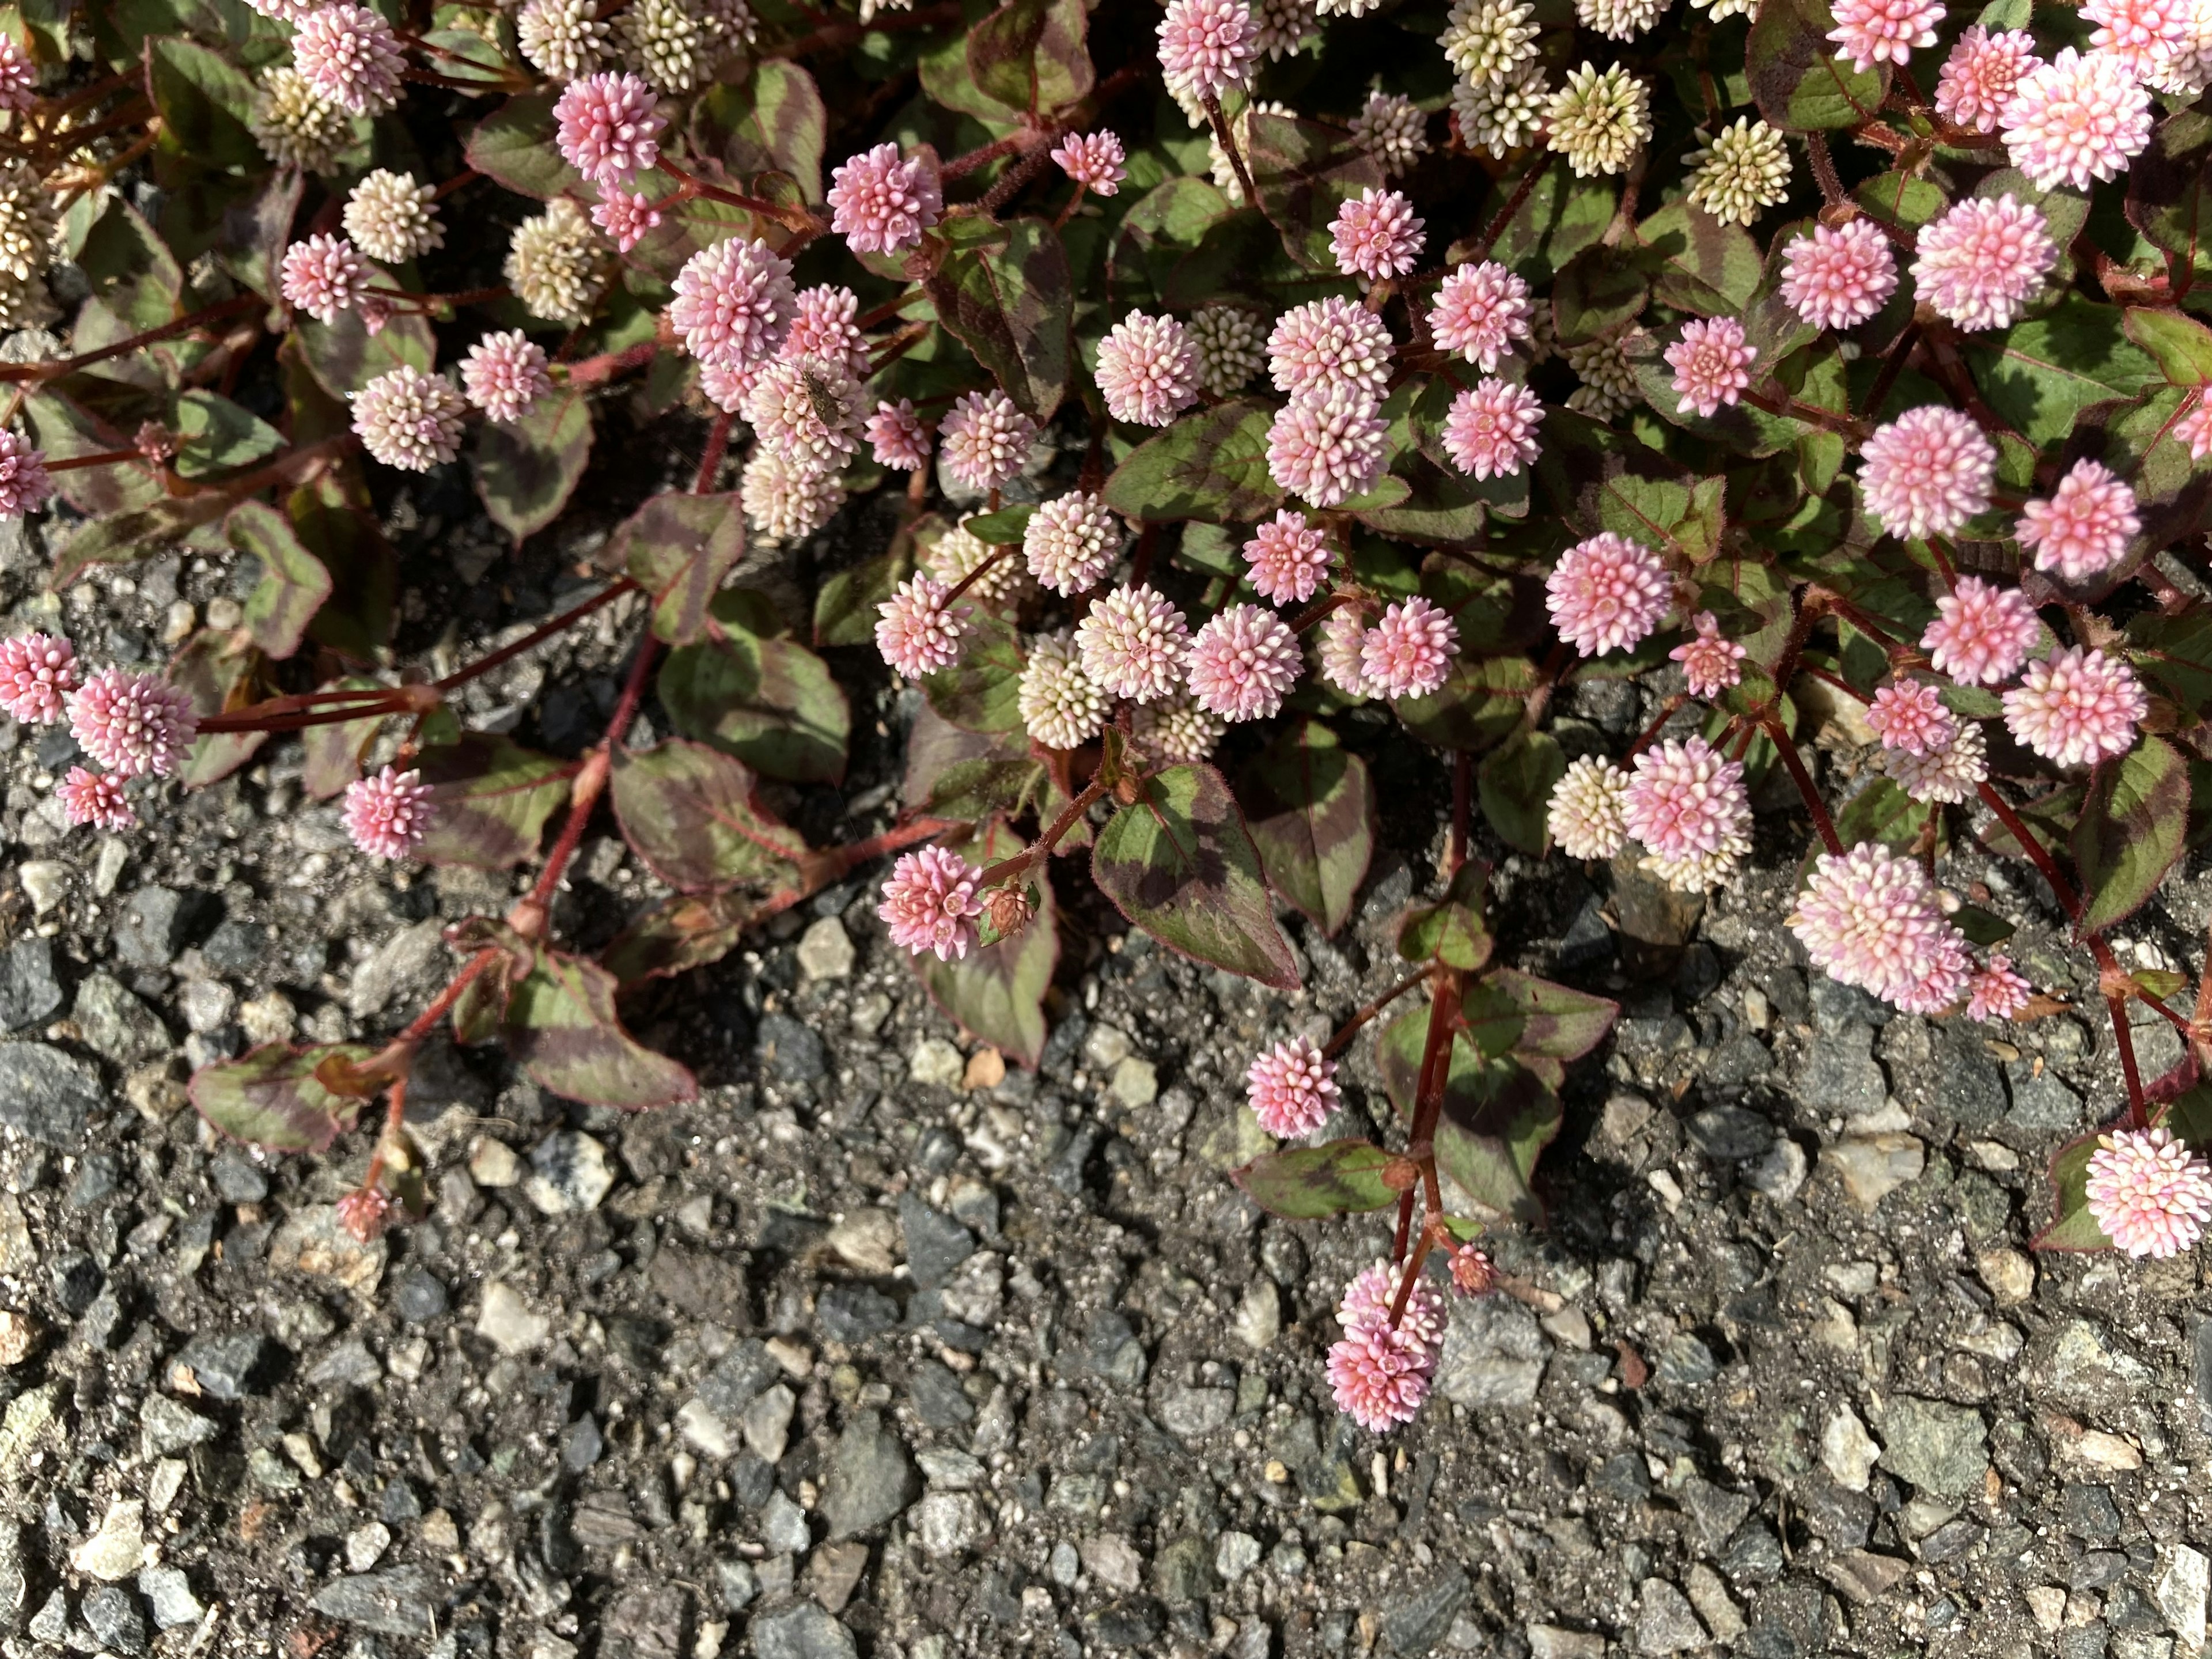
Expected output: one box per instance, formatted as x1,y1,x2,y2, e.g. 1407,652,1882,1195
3,0,2212,1437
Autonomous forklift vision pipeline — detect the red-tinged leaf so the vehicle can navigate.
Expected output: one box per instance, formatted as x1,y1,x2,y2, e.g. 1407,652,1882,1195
2032,1128,2113,1251
1245,110,1386,273
464,93,583,201
21,390,163,520
602,890,760,985
609,739,810,895
471,389,592,547
968,0,1092,116
921,212,1071,422
1101,399,1283,525
2074,735,2191,933
1239,720,1375,937
300,677,387,799
50,493,232,584
1397,862,1493,971
903,703,1032,813
503,950,697,1111
412,736,574,869
607,490,747,647
693,60,828,203
1478,728,1566,855
1747,0,1888,131
914,820,1056,1067
294,296,435,401
1834,775,1931,851
1535,408,1715,558
228,499,333,661
816,543,913,649
1637,200,1766,317
190,1043,372,1153
1393,653,1536,753
171,629,266,786
660,603,852,783
146,36,262,175
2127,108,2212,282
2123,306,2212,386
1232,1139,1403,1219
919,609,1026,735
1092,762,1299,988
1461,969,1619,1066
1376,1009,1559,1224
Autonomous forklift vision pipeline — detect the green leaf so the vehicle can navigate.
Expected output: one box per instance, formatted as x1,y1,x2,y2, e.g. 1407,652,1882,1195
300,676,386,799
1394,653,1536,752
1101,397,1284,524
967,0,1091,116
2131,605,2212,711
2033,1130,2115,1251
2127,109,2212,287
816,544,912,647
75,196,185,331
1551,246,1650,345
2074,736,2191,933
288,483,396,662
50,494,231,585
914,820,1057,1067
922,215,1071,422
1465,968,1619,1066
169,630,266,787
609,739,810,895
960,502,1036,545
1637,200,1765,316
413,736,573,868
1376,1010,1559,1224
1479,159,1614,286
1834,775,1931,851
659,594,852,782
694,60,828,204
1748,0,1888,131
146,36,261,175
605,490,748,647
173,389,285,479
294,301,436,401
1962,297,2160,448
190,1043,371,1154
228,499,332,661
2124,307,2212,387
1239,719,1375,937
602,890,756,986
471,389,592,546
1535,408,1715,558
1478,728,1566,855
1092,762,1300,988
503,950,698,1111
1231,1139,1402,1218
464,93,584,201
918,609,1026,734
1246,109,1387,273
1397,862,1494,971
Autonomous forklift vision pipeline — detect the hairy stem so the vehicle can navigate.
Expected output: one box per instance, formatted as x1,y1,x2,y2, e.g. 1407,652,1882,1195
1323,964,1439,1060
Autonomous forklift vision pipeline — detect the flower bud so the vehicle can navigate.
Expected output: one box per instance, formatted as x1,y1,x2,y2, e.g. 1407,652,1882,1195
987,884,1035,941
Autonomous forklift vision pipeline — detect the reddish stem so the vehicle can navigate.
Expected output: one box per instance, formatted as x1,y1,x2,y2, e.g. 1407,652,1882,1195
434,579,638,693
1764,718,1843,856
1323,964,1438,1060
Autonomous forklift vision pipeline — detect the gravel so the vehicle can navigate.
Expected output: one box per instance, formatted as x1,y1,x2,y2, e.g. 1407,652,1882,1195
0,535,2207,1659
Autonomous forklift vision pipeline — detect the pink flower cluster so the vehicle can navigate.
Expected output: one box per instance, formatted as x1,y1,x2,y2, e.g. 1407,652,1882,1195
1359,598,1457,700
1442,380,1544,480
1664,318,1755,419
1097,311,1200,427
68,669,198,778
553,72,664,188
2003,646,2145,767
1827,0,1943,71
940,389,1038,493
1790,843,1972,1014
1920,577,2040,685
875,575,964,678
1052,131,1127,194
1429,262,1532,372
1670,612,1745,699
281,234,369,326
1865,680,1955,756
1859,406,1995,540
0,631,77,725
878,845,984,961
1330,189,1425,283
2085,1127,2212,1258
827,143,943,257
0,430,52,519
1188,603,1300,721
2016,459,2139,583
1243,510,1333,605
1158,0,1259,101
294,3,406,115
1245,1035,1339,1137
1327,1261,1444,1431
1622,737,1751,887
343,765,435,859
1546,533,1672,658
669,237,796,369
1781,219,1897,332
